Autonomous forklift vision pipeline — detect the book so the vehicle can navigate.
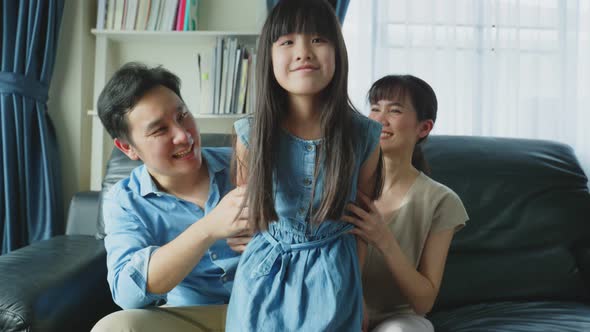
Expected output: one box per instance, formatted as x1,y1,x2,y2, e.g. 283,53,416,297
236,52,249,114
135,0,151,30
175,0,186,31
96,0,107,30
158,0,178,31
184,0,198,31
113,0,126,30
124,0,138,30
219,39,230,114
229,47,243,114
106,0,116,29
224,38,238,114
153,0,165,30
208,42,218,114
196,49,214,114
212,37,224,114
146,0,160,30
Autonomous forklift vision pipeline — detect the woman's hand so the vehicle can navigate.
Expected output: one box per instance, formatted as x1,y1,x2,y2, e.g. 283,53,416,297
362,298,369,332
343,191,395,254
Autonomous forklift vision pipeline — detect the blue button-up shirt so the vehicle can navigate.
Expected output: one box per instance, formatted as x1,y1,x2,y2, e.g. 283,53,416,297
103,147,240,309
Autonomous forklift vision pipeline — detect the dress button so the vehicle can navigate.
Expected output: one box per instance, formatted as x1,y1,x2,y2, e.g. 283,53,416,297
306,144,313,151
222,276,228,282
211,253,217,260
299,207,306,214
303,178,312,186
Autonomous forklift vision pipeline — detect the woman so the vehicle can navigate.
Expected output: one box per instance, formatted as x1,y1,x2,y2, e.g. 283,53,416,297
344,75,469,332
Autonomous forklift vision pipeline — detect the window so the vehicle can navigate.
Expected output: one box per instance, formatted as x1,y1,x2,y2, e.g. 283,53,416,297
343,0,590,180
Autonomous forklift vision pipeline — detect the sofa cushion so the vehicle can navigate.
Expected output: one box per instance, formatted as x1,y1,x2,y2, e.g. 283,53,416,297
96,133,235,238
66,191,100,236
423,136,590,309
428,301,590,332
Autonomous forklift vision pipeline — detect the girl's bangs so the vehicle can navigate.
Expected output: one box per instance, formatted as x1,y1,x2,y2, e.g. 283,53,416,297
268,1,337,43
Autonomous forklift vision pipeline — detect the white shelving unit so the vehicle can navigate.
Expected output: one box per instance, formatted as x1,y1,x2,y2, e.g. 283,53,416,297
89,29,258,190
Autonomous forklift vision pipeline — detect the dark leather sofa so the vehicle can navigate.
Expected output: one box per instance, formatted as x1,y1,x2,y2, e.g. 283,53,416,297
1,134,589,331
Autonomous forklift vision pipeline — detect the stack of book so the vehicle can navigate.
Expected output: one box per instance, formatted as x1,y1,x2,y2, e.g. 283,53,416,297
96,0,199,31
197,37,257,115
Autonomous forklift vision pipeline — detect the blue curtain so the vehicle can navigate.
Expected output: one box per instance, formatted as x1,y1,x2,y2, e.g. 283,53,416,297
266,0,350,24
0,0,65,254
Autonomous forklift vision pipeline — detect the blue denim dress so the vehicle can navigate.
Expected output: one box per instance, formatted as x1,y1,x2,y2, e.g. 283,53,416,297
227,114,381,331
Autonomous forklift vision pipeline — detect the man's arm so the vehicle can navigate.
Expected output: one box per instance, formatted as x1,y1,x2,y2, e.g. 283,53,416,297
222,138,254,252
104,186,249,309
145,187,249,294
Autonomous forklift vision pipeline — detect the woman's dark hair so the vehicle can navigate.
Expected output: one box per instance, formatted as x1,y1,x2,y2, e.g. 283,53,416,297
240,0,381,230
97,62,183,142
368,75,437,175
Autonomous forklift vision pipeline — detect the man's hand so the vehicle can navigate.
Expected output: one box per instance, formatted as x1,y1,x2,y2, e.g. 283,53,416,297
226,230,254,253
200,186,252,242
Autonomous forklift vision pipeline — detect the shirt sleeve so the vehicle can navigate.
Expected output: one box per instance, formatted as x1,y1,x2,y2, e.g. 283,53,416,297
359,115,382,165
430,189,469,234
234,117,253,148
103,187,167,309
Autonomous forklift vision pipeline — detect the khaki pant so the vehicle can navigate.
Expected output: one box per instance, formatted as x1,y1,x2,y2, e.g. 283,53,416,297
91,304,227,332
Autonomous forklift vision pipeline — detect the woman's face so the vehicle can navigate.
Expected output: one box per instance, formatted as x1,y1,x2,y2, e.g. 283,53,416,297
368,96,431,154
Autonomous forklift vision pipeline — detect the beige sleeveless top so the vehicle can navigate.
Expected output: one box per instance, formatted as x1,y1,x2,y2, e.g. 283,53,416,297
362,172,468,323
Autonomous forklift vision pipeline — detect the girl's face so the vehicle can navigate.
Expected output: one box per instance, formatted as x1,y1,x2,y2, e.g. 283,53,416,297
271,33,336,97
369,97,432,154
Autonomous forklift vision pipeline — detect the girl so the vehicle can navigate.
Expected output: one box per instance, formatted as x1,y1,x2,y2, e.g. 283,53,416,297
226,0,382,330
343,75,469,332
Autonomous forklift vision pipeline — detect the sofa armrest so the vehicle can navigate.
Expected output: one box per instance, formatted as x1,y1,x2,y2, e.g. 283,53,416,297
579,246,590,287
66,191,100,236
0,235,119,332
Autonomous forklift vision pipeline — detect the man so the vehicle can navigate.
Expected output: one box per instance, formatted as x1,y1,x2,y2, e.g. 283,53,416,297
92,62,251,331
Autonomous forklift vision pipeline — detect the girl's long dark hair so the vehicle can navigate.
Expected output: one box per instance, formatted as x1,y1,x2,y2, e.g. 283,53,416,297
368,75,438,175
242,0,376,231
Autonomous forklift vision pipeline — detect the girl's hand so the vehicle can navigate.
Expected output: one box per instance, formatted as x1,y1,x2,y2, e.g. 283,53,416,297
343,191,395,254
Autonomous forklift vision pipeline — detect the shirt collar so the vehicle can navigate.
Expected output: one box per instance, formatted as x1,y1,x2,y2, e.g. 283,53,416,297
138,166,159,197
136,147,228,197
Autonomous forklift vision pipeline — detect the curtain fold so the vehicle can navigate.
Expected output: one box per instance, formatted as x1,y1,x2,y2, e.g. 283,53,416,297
266,0,351,24
1,0,65,254
343,0,590,184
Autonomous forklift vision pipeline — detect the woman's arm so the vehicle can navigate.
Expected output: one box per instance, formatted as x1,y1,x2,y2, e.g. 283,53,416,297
379,227,454,315
344,192,457,315
355,143,381,260
355,144,381,331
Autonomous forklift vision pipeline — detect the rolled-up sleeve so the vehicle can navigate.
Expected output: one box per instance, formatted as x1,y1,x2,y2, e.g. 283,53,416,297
103,188,167,309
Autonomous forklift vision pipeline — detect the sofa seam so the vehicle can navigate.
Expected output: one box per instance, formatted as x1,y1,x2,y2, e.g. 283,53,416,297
0,308,30,331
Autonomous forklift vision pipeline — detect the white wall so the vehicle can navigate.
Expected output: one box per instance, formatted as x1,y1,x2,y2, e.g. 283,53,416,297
48,0,95,223
49,0,265,228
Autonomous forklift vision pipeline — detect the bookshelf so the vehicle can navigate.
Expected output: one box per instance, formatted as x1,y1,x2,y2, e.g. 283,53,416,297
89,3,262,189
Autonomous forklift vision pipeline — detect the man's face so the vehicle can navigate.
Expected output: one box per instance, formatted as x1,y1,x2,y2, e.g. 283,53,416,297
116,85,202,184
